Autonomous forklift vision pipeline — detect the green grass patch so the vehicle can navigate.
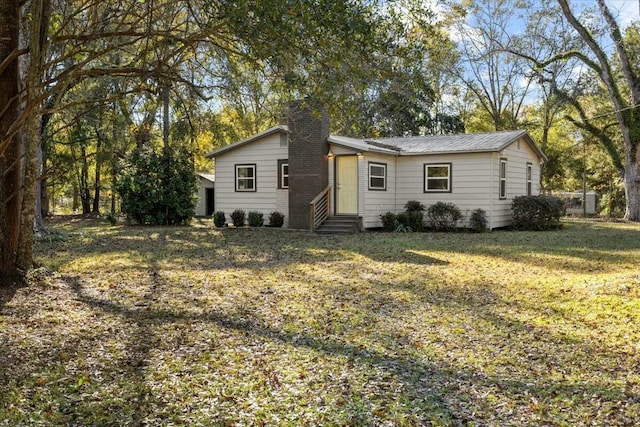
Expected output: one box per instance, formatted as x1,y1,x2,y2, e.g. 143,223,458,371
1,217,640,425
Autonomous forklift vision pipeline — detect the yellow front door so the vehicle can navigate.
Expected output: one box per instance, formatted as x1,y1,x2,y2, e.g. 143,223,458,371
336,156,358,214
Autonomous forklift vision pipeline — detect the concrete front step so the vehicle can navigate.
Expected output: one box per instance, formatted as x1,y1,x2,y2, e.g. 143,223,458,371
315,216,359,234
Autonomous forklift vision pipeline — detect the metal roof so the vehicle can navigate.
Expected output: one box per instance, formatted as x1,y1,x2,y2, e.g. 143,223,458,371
327,135,398,154
206,126,546,162
369,130,537,155
330,130,546,161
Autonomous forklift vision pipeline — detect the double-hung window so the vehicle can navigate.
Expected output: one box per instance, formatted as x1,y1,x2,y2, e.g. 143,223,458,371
499,158,507,199
278,159,289,189
526,162,532,196
368,162,387,190
235,164,256,192
424,163,451,192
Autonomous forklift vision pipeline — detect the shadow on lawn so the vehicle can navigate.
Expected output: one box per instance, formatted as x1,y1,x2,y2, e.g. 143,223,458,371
38,226,450,273
59,273,454,424
38,217,640,277
0,271,26,309
15,217,638,424
359,222,640,273
146,223,640,272
0,282,20,310
359,274,638,423
60,272,638,425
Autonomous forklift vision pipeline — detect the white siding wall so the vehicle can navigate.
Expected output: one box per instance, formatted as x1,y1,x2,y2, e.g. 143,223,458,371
324,138,543,230
395,153,493,227
213,133,288,226
358,155,365,219
195,185,205,216
362,153,397,228
490,138,542,228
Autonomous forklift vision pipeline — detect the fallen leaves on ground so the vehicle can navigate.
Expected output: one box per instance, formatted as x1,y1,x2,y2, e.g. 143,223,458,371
1,217,639,426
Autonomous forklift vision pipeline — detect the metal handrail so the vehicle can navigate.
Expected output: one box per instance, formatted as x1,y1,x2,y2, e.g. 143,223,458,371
309,185,331,232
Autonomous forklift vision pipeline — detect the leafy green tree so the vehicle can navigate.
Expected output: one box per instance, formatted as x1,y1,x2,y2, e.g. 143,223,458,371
2,0,388,281
519,0,640,220
116,145,197,225
517,4,583,188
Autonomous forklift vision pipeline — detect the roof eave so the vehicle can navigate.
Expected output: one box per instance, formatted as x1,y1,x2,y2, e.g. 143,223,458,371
495,131,547,163
327,136,398,155
398,148,498,156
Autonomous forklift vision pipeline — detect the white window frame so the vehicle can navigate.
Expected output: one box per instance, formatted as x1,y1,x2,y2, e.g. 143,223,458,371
526,162,532,196
235,164,256,192
278,160,289,189
499,158,507,199
424,163,451,193
368,162,387,190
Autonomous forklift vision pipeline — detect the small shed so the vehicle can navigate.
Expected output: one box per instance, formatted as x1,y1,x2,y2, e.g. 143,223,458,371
557,191,598,216
195,173,215,216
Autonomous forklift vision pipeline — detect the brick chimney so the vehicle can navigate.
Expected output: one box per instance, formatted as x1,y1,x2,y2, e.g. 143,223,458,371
287,100,330,229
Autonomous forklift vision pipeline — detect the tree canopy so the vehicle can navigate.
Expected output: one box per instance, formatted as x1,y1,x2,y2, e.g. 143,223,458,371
2,0,640,282
0,0,405,280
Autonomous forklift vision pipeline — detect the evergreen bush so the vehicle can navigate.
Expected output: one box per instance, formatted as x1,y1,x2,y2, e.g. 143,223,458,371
469,208,489,232
396,212,409,228
380,212,397,232
268,211,285,227
230,209,246,227
427,202,463,231
404,200,425,212
403,200,425,231
248,211,264,227
105,211,118,226
511,195,565,230
116,145,197,225
405,211,424,231
213,211,226,227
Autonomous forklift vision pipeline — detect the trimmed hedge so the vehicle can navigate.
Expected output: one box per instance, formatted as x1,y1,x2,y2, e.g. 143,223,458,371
213,211,226,227
269,211,285,228
248,211,264,227
511,195,565,230
427,202,463,231
230,209,246,227
380,212,397,232
469,208,489,233
404,200,425,212
403,200,425,231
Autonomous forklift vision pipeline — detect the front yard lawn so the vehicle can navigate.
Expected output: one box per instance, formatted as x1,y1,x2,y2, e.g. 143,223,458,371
1,217,640,425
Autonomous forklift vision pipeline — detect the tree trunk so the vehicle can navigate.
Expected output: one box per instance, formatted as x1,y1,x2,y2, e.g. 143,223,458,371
162,83,170,156
0,0,23,281
40,147,49,217
80,143,91,214
624,145,640,220
553,0,640,220
18,117,39,265
40,110,52,218
72,181,79,212
92,135,102,213
34,133,45,232
111,183,116,214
